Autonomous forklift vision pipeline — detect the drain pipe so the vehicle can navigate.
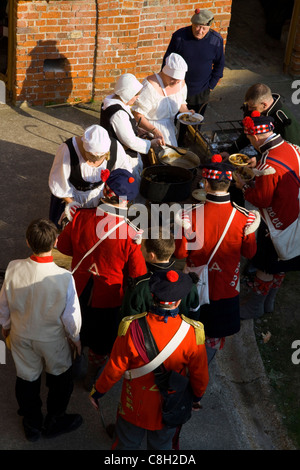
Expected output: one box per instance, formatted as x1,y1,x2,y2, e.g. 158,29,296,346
283,0,300,74
91,0,99,101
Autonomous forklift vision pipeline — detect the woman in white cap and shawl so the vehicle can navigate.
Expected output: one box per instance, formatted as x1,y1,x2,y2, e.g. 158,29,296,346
48,124,132,226
101,73,163,181
131,53,195,146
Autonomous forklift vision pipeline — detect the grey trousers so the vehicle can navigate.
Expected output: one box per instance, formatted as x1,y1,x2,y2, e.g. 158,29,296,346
113,415,176,450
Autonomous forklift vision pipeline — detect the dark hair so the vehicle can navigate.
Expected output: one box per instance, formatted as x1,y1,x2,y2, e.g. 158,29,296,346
208,179,230,191
244,83,272,103
26,218,58,254
143,227,175,261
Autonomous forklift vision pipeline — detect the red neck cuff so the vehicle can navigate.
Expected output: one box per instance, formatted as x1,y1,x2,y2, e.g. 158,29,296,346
30,255,53,263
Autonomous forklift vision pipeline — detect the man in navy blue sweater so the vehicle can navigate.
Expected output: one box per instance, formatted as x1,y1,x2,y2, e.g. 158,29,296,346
162,8,225,144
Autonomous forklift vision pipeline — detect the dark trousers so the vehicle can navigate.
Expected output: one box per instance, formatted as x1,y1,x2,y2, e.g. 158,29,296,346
16,366,74,430
79,277,120,355
113,415,176,450
177,89,211,147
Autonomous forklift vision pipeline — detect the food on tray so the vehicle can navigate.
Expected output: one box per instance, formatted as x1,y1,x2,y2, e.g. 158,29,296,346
228,153,250,166
177,112,203,125
233,166,255,182
180,113,201,123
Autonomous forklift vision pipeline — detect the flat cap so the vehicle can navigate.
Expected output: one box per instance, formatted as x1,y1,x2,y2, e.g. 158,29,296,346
191,8,214,26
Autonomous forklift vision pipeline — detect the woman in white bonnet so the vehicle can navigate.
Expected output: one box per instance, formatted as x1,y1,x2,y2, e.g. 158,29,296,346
101,73,163,181
48,124,132,226
131,53,195,146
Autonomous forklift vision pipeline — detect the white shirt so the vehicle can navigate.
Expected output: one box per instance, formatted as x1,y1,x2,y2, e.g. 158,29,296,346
48,136,132,208
132,76,187,146
102,95,151,155
0,258,82,342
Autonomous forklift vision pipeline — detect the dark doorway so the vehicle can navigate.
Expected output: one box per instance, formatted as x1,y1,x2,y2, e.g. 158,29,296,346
225,0,294,73
0,0,8,76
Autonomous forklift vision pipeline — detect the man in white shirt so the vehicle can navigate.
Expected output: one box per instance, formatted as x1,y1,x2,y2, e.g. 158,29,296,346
0,218,82,442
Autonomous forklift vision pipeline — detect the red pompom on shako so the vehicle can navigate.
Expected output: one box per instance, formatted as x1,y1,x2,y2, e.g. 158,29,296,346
103,168,139,202
149,269,193,303
166,270,179,282
195,8,200,13
211,154,223,163
101,169,110,182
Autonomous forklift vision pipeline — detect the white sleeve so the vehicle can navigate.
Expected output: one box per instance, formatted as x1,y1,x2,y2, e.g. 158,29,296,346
113,142,135,172
48,143,74,199
0,281,11,330
111,110,151,154
181,83,188,105
61,276,82,342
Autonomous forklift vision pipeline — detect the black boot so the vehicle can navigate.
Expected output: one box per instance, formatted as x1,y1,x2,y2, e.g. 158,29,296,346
43,366,82,438
264,288,279,313
240,276,273,320
43,412,83,438
240,291,266,319
15,376,43,442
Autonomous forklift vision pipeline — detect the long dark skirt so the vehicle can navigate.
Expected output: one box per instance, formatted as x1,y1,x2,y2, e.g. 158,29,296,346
199,295,240,338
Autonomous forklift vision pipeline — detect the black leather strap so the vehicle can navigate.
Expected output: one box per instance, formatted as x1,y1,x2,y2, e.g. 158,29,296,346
138,317,166,376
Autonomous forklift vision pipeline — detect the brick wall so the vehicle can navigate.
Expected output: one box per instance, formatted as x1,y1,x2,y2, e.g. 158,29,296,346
15,0,232,106
15,0,96,105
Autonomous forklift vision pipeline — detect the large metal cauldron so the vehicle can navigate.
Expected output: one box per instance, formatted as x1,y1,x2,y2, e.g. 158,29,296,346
140,165,194,203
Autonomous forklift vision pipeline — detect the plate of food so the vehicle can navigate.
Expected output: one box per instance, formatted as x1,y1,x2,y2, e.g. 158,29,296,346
233,166,255,182
192,188,206,201
228,153,250,166
177,112,204,125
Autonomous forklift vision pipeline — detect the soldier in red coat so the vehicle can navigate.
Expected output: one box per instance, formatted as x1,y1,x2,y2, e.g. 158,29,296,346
89,269,209,450
235,111,300,319
57,169,147,389
174,155,259,363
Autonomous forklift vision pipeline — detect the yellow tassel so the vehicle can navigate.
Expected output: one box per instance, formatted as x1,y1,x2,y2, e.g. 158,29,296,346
181,315,205,345
118,312,148,336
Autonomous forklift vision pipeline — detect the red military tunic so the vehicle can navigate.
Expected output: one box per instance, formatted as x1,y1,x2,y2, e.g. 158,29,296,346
174,193,259,301
94,313,209,430
243,135,300,233
57,203,147,308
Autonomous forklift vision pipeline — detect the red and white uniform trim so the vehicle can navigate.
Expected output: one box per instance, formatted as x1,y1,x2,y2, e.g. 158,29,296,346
174,193,258,301
243,134,300,232
57,204,147,308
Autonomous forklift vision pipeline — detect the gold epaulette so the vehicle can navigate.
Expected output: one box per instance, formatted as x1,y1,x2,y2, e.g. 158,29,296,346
181,315,205,345
118,312,148,337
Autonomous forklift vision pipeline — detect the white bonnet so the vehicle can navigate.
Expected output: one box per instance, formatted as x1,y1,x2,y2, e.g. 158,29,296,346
82,125,111,156
114,73,143,103
162,53,188,80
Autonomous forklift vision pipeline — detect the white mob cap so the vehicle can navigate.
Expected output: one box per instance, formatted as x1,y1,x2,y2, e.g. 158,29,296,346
114,73,143,103
162,53,188,80
82,125,111,156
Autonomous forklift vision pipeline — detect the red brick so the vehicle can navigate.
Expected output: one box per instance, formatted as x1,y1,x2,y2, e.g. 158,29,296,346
14,0,232,105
